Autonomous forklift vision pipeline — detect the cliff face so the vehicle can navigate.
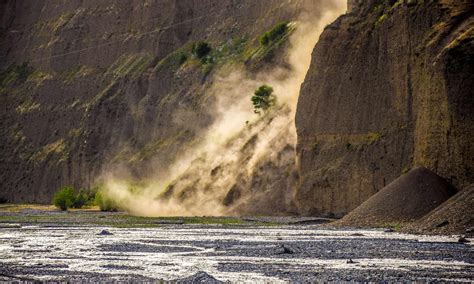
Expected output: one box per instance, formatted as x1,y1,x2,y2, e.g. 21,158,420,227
0,0,320,203
295,0,474,216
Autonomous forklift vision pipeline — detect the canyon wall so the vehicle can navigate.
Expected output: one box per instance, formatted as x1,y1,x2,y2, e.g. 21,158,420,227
295,0,474,216
0,0,327,203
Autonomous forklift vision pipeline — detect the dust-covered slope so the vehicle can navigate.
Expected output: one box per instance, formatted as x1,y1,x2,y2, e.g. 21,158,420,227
0,0,336,204
295,0,474,216
96,5,347,217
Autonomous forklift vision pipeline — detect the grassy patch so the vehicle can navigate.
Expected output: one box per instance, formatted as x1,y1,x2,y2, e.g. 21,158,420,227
382,222,404,232
30,138,69,164
0,207,261,227
16,100,41,114
48,12,75,32
376,14,388,26
153,45,194,73
260,22,290,46
246,22,295,63
365,132,382,144
107,53,154,79
0,63,33,88
391,0,403,10
27,70,54,87
61,65,97,83
402,167,411,174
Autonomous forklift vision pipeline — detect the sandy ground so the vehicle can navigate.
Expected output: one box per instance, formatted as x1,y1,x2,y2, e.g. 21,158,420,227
0,208,473,282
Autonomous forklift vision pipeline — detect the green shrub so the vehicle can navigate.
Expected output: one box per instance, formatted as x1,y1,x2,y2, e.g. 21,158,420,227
260,22,289,46
192,41,212,59
251,85,277,114
53,186,75,211
94,191,118,212
72,189,88,209
178,52,188,65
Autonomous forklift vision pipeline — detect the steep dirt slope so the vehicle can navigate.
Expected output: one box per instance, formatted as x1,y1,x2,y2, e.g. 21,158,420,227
337,167,456,227
0,0,323,203
156,106,300,216
295,0,474,216
404,184,474,235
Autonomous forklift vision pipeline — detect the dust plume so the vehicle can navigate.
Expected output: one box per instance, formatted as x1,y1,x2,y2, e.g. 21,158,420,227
98,1,347,216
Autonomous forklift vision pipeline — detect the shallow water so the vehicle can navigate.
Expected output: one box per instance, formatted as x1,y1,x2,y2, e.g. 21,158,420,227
0,225,473,282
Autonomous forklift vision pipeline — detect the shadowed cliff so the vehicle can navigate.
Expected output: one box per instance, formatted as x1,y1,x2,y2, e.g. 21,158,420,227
295,0,474,216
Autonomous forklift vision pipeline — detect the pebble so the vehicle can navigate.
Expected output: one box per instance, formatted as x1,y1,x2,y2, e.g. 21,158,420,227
458,236,470,243
279,245,295,254
98,230,113,236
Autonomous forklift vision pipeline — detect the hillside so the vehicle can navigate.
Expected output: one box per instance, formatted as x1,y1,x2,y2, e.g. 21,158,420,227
0,0,334,207
295,0,474,216
1,0,472,227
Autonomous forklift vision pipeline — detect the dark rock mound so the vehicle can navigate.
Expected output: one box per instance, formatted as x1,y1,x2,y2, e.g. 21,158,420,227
338,167,456,227
176,272,222,284
404,184,474,235
97,230,113,236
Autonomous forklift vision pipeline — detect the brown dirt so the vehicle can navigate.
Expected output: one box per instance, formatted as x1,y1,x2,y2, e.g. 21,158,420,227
403,184,474,236
335,167,457,228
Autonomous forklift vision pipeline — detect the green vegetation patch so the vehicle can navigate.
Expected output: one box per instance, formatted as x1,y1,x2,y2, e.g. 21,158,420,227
0,63,33,89
365,132,382,144
382,222,404,232
52,185,111,212
53,186,76,211
30,138,69,164
61,65,97,83
251,85,277,114
391,0,403,10
154,36,252,76
94,190,119,212
16,100,41,114
260,22,290,46
27,70,54,87
0,212,262,228
192,41,212,59
247,21,295,63
376,14,388,26
153,44,194,73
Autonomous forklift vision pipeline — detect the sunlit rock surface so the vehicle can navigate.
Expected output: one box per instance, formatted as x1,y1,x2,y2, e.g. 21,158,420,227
295,0,474,215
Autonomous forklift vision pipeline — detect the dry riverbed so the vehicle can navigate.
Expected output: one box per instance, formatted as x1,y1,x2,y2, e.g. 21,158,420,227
0,205,472,282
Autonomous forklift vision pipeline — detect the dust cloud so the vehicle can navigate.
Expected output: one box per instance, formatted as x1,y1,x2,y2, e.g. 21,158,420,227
99,1,347,216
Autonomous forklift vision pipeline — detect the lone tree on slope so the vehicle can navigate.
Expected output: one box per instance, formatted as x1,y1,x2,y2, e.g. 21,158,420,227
251,84,277,114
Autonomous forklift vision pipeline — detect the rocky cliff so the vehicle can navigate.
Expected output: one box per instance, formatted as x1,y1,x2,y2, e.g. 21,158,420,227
295,0,474,216
0,0,326,203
